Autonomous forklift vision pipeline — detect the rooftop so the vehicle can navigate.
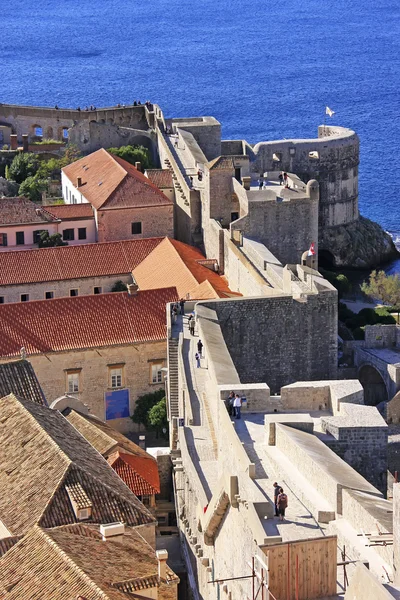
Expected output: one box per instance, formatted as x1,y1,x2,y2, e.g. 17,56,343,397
0,197,58,226
0,287,178,358
44,203,95,220
0,359,46,405
0,524,178,600
0,237,163,285
0,394,155,536
62,149,173,210
64,408,160,495
145,169,174,188
133,237,239,300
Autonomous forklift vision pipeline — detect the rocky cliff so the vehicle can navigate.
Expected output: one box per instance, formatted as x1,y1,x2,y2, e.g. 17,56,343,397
319,216,399,269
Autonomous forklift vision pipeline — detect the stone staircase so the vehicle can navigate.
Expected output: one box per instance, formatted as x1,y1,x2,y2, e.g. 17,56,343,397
168,338,179,418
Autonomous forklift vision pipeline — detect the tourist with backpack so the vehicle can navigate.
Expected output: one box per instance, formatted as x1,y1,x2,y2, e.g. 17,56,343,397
277,487,288,521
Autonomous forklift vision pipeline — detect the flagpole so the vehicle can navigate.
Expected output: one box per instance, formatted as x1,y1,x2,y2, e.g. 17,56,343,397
323,107,326,135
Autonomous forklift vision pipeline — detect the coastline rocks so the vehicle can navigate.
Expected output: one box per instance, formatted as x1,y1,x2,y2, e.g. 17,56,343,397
319,216,399,269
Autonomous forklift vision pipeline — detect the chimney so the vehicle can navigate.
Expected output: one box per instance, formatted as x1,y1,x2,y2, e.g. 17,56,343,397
77,177,82,187
22,134,29,153
127,283,139,296
156,549,168,581
35,208,42,216
10,134,18,151
139,435,146,450
135,161,142,172
100,522,125,540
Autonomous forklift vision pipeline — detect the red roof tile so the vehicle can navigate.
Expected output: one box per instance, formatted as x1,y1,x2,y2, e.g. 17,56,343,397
0,238,163,285
0,288,178,358
0,197,58,226
133,238,239,299
145,169,173,189
62,149,173,210
44,203,95,220
109,452,160,496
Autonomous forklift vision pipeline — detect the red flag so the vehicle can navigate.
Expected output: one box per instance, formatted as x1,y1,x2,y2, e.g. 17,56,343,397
308,242,316,257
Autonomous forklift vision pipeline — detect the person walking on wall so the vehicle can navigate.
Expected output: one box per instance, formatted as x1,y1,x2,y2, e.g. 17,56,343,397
283,172,288,187
226,391,235,416
259,175,263,190
277,487,288,521
189,318,195,336
273,482,280,516
278,172,283,186
179,298,185,315
197,339,203,357
195,352,201,368
233,394,242,419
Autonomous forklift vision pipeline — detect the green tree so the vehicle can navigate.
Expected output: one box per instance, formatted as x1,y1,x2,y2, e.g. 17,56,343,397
18,175,47,202
361,270,400,321
111,280,127,292
108,145,153,170
38,231,67,248
131,388,165,430
148,397,168,438
8,153,40,184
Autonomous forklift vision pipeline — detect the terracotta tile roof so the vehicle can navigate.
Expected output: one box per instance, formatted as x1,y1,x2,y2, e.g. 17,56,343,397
0,197,58,225
44,203,95,220
207,156,234,171
0,394,155,536
133,237,239,300
0,237,163,286
0,536,22,558
0,524,178,600
62,149,173,209
0,359,47,405
109,453,160,496
145,169,173,188
63,409,160,495
0,287,177,358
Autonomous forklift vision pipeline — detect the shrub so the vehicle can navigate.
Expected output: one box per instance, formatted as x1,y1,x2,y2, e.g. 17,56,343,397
353,327,365,340
345,315,367,329
338,303,355,322
8,152,40,184
18,175,47,202
358,308,379,325
131,388,165,429
111,280,127,292
377,314,396,325
107,145,153,170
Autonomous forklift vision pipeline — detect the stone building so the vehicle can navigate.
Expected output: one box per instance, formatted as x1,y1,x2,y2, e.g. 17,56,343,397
61,148,174,242
0,287,178,432
0,196,96,251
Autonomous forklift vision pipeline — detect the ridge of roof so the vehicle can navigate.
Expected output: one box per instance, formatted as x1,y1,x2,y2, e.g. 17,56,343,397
207,156,234,170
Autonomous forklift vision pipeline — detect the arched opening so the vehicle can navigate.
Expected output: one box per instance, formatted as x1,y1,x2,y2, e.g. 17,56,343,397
318,249,335,270
46,126,53,138
359,365,388,406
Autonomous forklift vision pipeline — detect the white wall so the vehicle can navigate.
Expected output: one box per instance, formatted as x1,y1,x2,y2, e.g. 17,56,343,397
61,172,89,204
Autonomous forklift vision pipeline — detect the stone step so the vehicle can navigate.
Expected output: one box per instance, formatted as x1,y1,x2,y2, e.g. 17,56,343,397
265,445,336,523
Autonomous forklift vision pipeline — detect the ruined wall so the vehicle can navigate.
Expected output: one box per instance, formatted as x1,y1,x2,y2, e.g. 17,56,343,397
69,121,156,155
250,125,359,229
201,293,338,392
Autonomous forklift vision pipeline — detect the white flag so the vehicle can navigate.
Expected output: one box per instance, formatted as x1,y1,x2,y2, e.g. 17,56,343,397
326,106,335,117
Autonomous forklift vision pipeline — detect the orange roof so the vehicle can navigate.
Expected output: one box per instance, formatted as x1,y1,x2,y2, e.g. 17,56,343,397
145,169,173,188
133,238,238,300
44,203,95,220
62,149,173,210
0,238,163,285
0,288,178,358
109,451,160,496
0,197,58,226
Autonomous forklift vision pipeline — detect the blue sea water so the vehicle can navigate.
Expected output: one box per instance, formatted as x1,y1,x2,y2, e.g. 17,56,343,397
1,0,400,236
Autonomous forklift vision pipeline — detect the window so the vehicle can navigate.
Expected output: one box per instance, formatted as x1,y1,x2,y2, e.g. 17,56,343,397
231,212,239,222
151,363,164,385
0,297,4,304
21,294,29,302
35,126,43,137
94,287,102,294
109,366,123,388
33,230,47,244
131,222,142,235
70,289,78,297
0,233,7,247
78,227,87,240
66,371,80,393
16,231,25,246
45,291,54,299
63,228,75,241
62,128,69,139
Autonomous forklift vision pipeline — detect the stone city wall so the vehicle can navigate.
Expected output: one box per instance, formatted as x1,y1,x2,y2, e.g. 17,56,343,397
249,125,359,229
200,293,338,393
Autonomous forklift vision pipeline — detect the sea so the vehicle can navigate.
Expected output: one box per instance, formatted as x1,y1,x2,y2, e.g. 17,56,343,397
1,0,400,274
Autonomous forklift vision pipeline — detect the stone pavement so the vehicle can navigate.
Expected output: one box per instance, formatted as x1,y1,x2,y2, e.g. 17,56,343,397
235,414,328,542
